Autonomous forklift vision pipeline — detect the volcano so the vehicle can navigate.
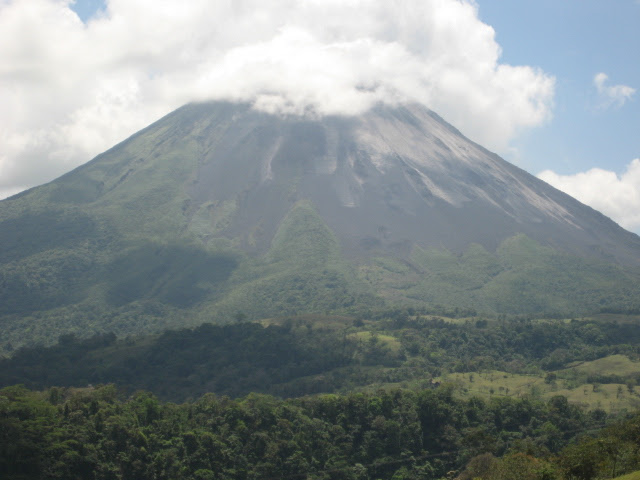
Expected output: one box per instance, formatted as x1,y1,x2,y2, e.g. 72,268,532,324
1,101,639,348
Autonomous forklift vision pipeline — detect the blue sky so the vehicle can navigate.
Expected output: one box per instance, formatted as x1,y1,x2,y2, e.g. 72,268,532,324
478,0,639,176
69,0,103,22
2,0,639,231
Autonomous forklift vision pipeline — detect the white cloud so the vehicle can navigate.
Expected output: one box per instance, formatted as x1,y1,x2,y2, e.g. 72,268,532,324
0,0,555,197
594,72,636,108
538,159,640,232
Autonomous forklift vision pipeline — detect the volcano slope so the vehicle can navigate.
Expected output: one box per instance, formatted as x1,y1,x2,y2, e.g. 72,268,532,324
1,101,640,349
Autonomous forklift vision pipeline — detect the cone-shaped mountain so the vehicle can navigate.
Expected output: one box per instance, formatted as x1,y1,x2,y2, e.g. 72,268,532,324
2,101,640,348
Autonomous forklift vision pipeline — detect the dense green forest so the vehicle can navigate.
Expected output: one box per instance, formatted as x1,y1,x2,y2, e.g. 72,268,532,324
3,383,638,480
2,311,640,402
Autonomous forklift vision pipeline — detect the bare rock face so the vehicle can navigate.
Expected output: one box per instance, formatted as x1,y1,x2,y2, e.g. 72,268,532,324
173,101,640,264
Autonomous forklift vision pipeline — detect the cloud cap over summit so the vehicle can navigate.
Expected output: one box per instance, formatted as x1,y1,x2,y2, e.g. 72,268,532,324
0,0,554,199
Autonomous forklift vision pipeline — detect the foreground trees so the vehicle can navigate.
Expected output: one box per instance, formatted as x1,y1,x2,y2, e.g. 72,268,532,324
3,384,637,480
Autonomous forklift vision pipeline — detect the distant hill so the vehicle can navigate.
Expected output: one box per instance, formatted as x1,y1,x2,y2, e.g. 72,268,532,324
1,101,640,349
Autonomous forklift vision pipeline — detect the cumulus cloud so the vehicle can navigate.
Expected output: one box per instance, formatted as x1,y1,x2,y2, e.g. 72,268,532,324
539,159,640,231
594,72,636,108
0,0,555,197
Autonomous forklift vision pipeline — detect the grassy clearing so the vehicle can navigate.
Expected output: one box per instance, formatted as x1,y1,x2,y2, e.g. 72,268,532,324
560,354,640,377
437,357,640,412
259,314,355,331
614,472,640,480
438,370,546,400
348,331,402,354
552,383,640,412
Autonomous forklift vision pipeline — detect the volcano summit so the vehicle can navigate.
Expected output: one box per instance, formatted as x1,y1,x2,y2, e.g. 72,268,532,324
1,102,639,348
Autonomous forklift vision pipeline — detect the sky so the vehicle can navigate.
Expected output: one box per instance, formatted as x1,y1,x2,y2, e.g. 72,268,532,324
1,0,638,232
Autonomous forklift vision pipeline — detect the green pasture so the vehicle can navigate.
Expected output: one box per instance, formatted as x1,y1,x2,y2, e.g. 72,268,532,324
437,354,640,412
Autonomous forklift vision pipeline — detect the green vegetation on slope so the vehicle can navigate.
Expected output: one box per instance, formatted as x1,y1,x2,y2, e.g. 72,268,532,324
205,200,381,321
384,235,640,315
